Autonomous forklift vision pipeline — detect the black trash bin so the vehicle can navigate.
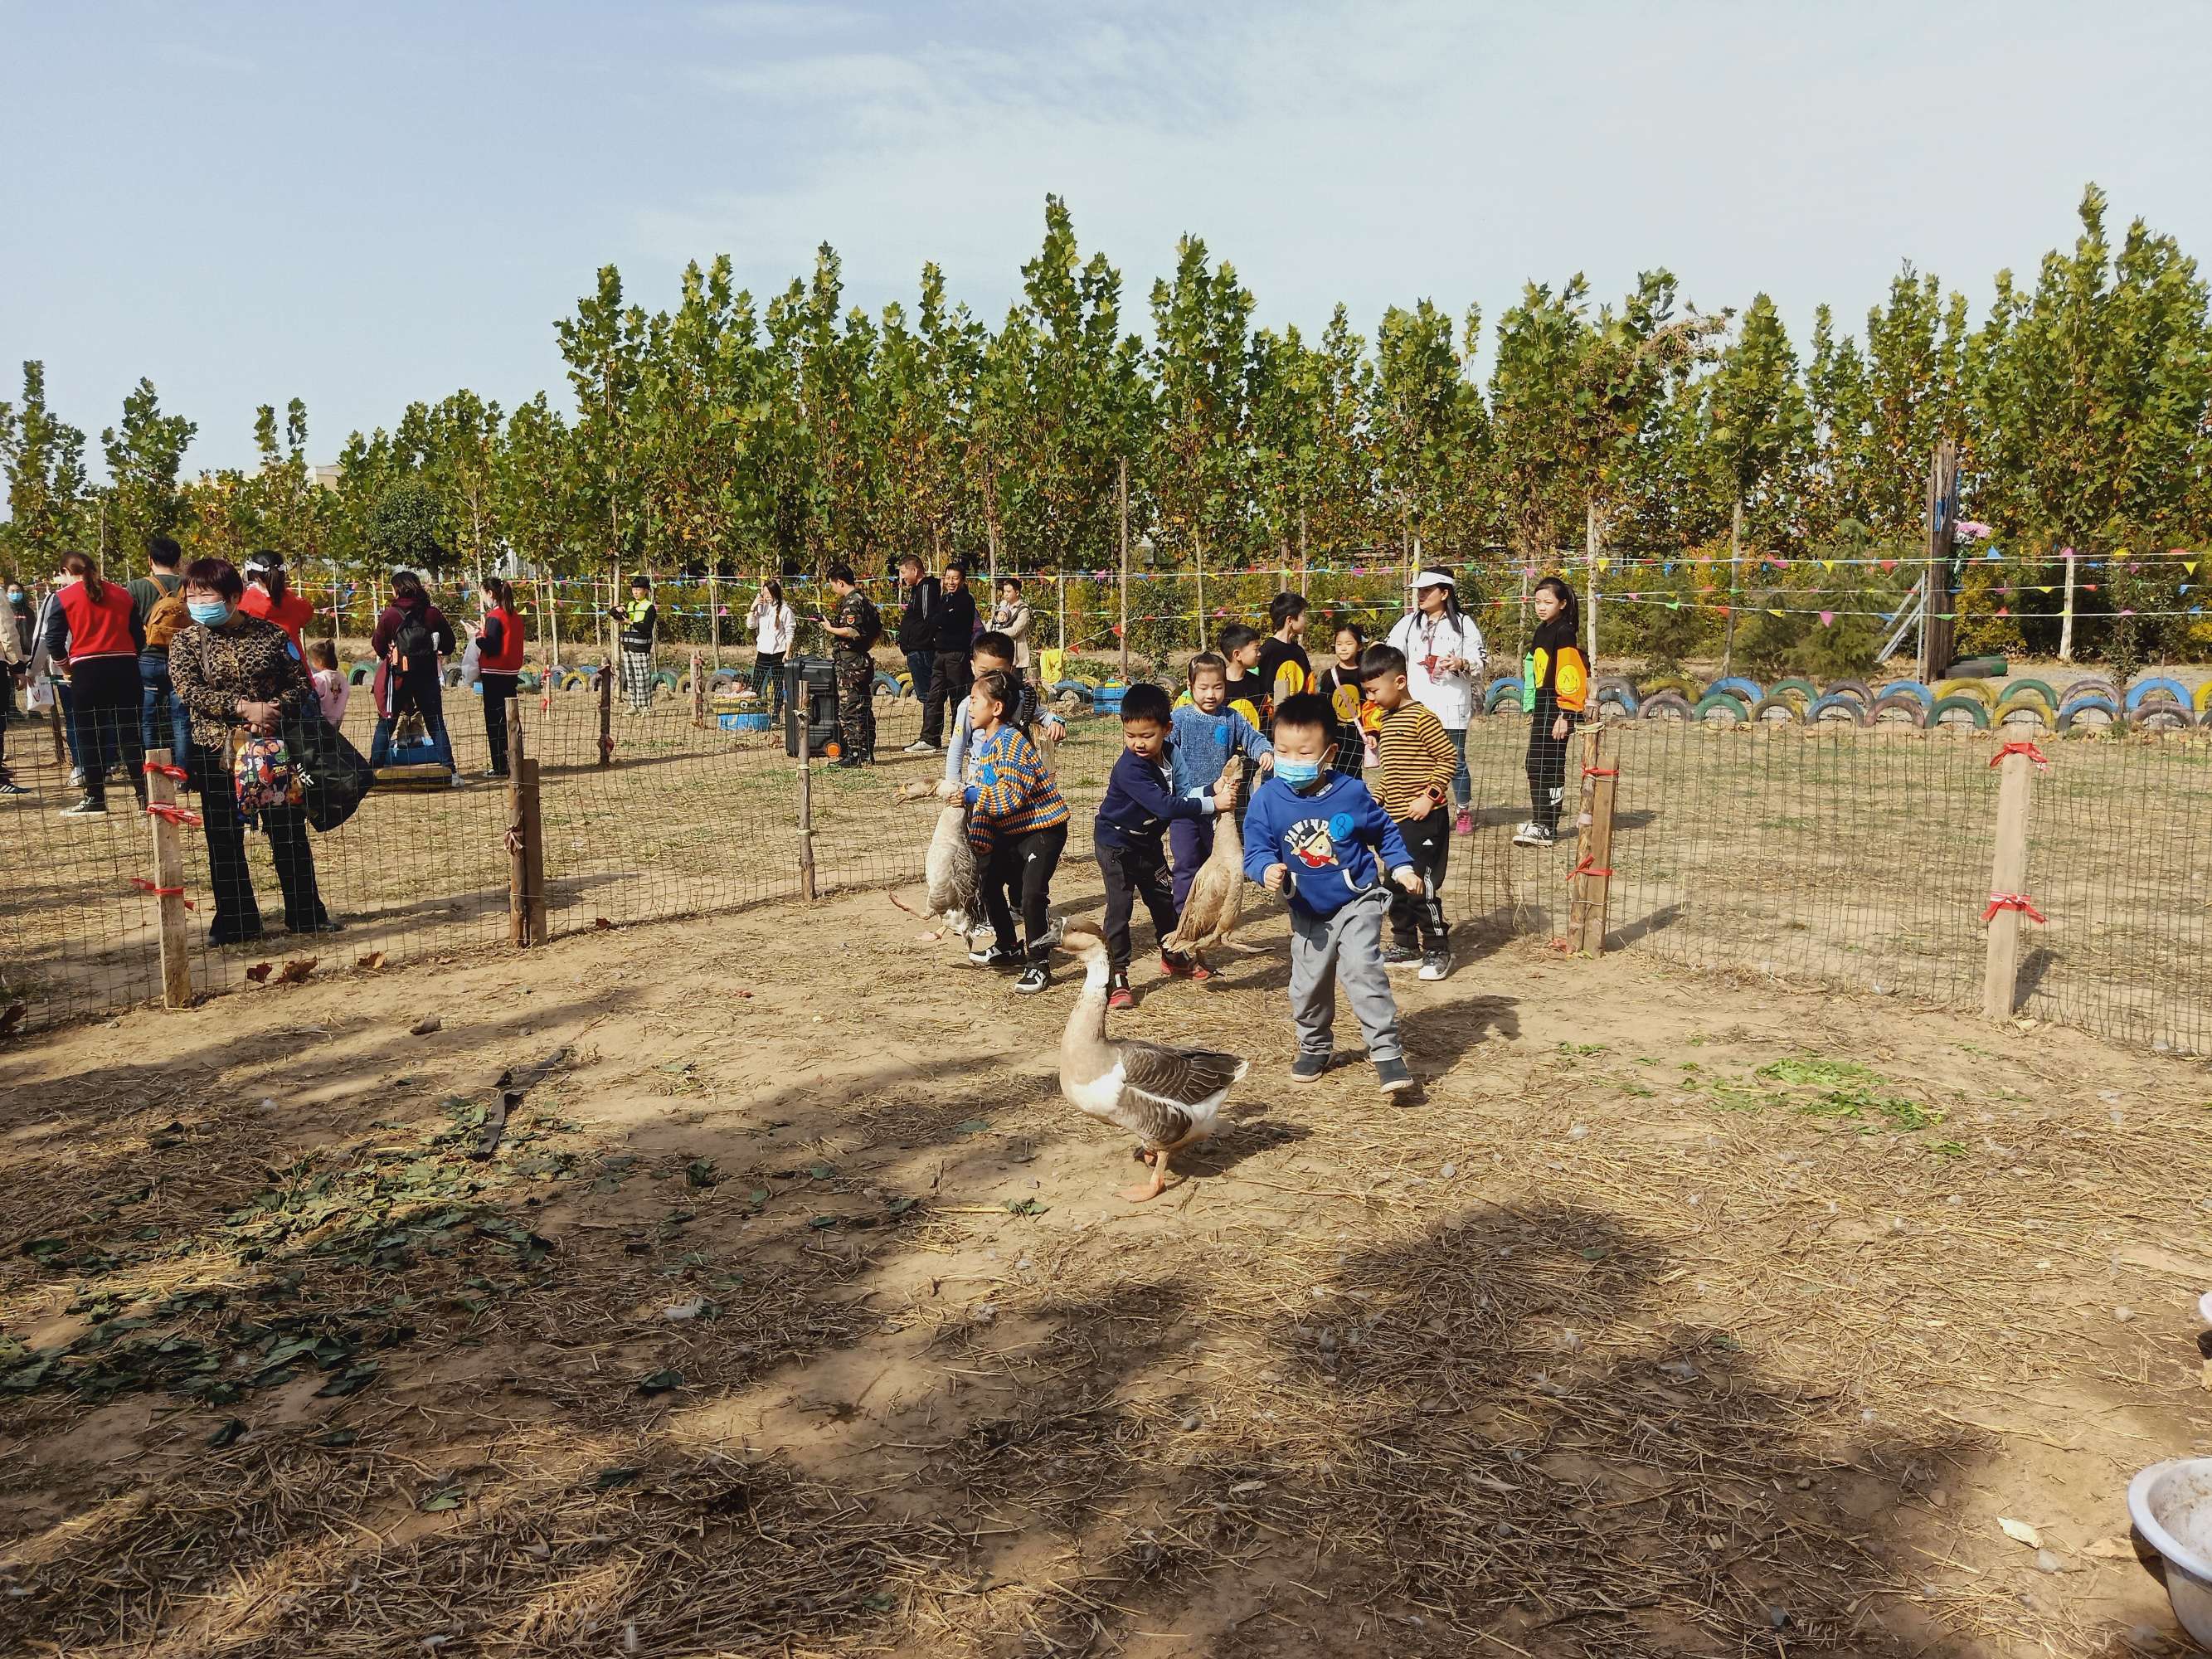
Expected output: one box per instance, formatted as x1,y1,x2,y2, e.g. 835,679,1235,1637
784,656,842,758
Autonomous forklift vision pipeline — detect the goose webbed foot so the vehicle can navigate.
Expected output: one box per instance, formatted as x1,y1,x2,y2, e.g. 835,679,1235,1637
1120,1148,1171,1203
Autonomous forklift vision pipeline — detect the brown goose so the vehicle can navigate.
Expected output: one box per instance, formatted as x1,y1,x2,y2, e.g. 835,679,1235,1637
1162,755,1244,956
1056,922,1249,1201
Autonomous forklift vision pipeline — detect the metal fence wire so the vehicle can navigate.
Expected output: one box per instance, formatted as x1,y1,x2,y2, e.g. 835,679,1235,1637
6,674,2210,1058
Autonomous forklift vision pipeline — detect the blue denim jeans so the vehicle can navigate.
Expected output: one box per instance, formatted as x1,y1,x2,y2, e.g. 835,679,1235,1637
140,653,191,765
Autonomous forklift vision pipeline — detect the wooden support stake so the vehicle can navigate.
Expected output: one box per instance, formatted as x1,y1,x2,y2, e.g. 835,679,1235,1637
797,740,817,902
1118,458,1130,680
506,699,528,946
689,652,706,728
1571,724,1618,957
597,654,613,766
521,756,547,943
145,747,192,1008
48,692,66,766
1981,746,2037,1021
708,572,721,669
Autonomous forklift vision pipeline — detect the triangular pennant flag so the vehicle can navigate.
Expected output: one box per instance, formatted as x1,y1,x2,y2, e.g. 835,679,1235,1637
1821,560,1835,572
2186,562,2199,576
1819,611,1835,626
2036,586,2053,595
1767,607,1783,617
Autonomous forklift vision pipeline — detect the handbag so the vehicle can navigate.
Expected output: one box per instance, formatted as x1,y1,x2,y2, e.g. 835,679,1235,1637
282,708,374,833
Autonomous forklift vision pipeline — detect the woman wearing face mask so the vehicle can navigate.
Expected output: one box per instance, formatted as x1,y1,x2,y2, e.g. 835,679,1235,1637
46,551,149,818
169,557,334,944
0,577,27,795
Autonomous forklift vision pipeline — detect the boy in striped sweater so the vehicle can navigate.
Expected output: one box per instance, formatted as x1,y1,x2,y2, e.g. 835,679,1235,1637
1359,643,1459,981
963,668,1072,995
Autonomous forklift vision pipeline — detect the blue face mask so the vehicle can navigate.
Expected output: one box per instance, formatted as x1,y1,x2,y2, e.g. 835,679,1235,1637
187,600,231,626
1273,758,1323,787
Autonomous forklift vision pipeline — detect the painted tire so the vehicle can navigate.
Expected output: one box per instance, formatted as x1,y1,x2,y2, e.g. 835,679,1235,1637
2134,703,2190,732
1750,693,1803,724
872,670,903,699
2056,693,2120,732
1596,684,1640,718
1706,676,1763,706
1873,679,1933,711
348,664,374,686
1485,679,1524,714
1485,674,1521,705
2058,675,2122,706
1637,674,1701,703
1053,681,1096,710
1993,696,2054,731
2196,682,2212,717
1933,678,1999,710
1693,690,1751,724
653,670,678,691
1637,690,1694,721
1768,677,1818,703
1870,690,1929,728
1929,693,1992,729
1807,693,1869,727
515,670,539,693
1819,678,1874,705
2126,676,2193,713
1998,677,2059,710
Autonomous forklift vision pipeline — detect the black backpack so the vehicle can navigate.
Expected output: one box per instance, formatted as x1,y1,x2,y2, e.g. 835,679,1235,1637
393,608,435,675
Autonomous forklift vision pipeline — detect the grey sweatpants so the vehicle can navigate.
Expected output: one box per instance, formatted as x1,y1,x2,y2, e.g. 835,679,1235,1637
1287,885,1403,1063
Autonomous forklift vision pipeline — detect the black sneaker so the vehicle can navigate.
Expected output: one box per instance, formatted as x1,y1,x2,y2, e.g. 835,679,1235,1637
0,777,25,796
968,944,1021,969
1418,950,1453,982
1375,1057,1416,1094
1291,1051,1333,1083
1014,961,1051,995
1381,942,1421,967
58,795,108,818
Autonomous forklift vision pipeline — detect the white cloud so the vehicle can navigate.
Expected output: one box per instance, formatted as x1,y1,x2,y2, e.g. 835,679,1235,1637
699,2,866,33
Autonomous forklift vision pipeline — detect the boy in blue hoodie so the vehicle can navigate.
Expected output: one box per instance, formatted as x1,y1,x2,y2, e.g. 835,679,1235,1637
1242,692,1423,1095
1094,683,1237,1008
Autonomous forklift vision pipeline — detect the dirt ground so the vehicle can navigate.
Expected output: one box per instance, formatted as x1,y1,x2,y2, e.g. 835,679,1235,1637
5,852,2212,1657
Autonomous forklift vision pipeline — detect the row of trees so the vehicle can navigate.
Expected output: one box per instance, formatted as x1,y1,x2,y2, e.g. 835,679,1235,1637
4,186,2208,667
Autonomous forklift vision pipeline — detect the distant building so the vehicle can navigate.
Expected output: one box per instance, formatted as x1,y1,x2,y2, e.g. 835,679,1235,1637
304,464,343,492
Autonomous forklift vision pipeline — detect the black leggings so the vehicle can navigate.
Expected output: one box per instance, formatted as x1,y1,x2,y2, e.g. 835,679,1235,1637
68,656,146,804
481,672,518,776
1389,810,1451,949
984,821,1067,954
1526,690,1571,830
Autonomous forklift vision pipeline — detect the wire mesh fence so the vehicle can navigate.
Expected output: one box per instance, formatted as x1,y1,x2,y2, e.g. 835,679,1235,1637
7,667,2210,1058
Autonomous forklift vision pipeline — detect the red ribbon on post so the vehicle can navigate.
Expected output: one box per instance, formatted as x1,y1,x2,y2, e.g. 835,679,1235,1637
1990,740,2049,771
143,801,202,828
129,877,195,911
1565,855,1613,884
142,760,189,781
1981,891,2047,926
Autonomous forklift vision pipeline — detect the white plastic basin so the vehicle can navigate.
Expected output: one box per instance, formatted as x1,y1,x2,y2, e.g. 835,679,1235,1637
2128,1457,2212,1649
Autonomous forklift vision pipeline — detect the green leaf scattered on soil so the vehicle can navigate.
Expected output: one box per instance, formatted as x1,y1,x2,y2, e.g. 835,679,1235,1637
638,1370,684,1395
1004,1199,1048,1218
207,1417,248,1447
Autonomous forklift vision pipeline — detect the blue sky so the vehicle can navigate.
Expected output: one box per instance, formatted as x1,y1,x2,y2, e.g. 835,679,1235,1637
7,0,2210,474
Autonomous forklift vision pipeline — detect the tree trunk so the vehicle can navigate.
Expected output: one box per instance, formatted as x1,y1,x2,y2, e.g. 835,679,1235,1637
2059,547,2076,662
1720,498,1743,674
1583,499,1602,672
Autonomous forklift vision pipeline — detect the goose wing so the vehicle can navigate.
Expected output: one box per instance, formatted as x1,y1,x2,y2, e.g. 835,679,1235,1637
1118,1039,1247,1109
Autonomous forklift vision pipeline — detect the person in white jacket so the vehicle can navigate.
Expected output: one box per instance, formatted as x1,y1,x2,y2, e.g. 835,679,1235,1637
749,580,797,721
1386,566,1485,835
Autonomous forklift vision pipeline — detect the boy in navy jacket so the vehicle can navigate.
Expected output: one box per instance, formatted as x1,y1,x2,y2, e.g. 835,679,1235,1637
1095,683,1237,1008
1243,692,1423,1094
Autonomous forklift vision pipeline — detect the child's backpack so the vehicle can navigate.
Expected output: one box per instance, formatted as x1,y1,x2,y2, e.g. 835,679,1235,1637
145,590,190,650
234,733,304,822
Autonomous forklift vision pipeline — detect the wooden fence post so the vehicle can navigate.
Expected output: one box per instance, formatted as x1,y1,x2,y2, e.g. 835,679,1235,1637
1569,722,1619,957
506,700,528,947
709,572,721,670
1981,745,2038,1021
521,756,547,943
797,740,818,902
48,693,66,766
689,652,706,728
144,747,192,1007
597,655,614,766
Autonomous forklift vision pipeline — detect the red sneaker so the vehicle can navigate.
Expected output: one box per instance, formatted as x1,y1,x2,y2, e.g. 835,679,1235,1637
1107,973,1135,1011
1161,951,1215,981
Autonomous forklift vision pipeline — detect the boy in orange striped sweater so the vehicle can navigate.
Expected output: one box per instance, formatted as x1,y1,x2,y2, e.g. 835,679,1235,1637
1359,643,1460,981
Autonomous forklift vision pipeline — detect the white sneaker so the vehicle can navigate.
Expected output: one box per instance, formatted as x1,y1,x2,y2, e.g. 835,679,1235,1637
1419,950,1453,982
1510,820,1540,846
902,741,935,756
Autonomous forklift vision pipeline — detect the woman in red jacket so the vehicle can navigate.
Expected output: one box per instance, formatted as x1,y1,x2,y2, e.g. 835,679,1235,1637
46,550,148,818
475,576,526,778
